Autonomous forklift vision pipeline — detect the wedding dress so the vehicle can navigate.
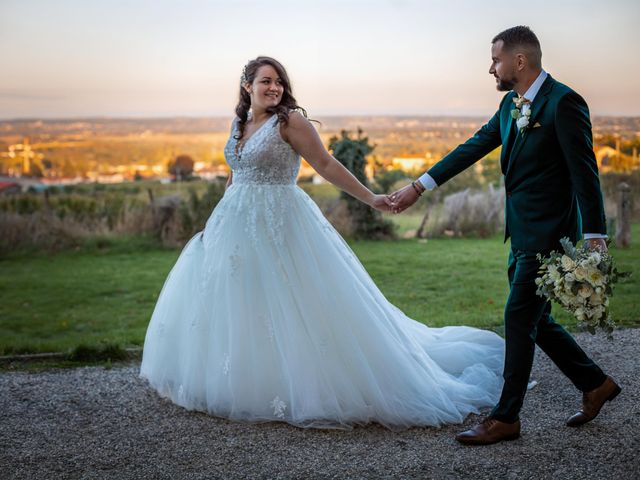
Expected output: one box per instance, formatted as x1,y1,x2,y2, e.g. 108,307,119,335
140,114,505,430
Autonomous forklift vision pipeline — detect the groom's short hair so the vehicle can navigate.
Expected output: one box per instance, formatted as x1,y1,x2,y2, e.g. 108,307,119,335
492,26,542,69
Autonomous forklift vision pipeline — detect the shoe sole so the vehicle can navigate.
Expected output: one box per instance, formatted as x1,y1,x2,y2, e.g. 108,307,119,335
455,433,520,446
566,384,622,427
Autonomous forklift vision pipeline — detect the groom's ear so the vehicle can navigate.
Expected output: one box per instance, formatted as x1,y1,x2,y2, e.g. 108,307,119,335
515,53,527,71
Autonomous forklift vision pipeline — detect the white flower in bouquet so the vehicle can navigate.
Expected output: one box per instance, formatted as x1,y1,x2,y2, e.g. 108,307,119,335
589,305,605,320
561,255,576,271
587,269,605,287
589,292,603,306
587,251,602,266
536,237,630,337
578,284,593,298
547,264,561,283
574,266,588,281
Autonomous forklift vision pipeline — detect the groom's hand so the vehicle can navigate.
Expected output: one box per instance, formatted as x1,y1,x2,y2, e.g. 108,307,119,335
389,184,420,213
586,237,608,253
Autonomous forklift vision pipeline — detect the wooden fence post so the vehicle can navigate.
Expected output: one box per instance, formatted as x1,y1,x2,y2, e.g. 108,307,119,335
616,182,631,248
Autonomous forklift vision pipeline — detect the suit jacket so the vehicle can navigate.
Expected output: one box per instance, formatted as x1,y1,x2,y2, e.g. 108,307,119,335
427,75,607,251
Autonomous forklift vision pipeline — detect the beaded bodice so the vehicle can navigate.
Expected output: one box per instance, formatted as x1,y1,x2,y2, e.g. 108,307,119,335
224,115,300,185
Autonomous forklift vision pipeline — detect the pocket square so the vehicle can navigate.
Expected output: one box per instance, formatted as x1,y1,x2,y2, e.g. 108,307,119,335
533,122,542,128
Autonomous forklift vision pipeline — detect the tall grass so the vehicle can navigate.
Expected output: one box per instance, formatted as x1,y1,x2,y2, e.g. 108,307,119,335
427,185,504,238
0,180,226,254
0,174,633,254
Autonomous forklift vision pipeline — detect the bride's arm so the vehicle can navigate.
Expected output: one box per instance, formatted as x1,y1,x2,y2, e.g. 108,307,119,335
281,112,390,210
224,117,239,191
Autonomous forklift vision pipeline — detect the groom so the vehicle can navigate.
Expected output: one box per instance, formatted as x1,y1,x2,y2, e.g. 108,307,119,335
390,26,621,445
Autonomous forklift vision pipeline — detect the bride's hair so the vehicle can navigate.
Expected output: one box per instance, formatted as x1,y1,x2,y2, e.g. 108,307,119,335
234,56,308,140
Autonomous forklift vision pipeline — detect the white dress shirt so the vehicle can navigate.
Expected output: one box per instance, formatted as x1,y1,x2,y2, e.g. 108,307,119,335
417,70,606,239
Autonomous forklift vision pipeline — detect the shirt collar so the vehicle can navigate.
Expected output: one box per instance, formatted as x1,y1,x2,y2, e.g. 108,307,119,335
518,69,548,102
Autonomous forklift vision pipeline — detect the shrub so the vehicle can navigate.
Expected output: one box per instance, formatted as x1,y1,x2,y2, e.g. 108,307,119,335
374,169,409,194
329,130,396,240
0,180,227,253
424,185,505,238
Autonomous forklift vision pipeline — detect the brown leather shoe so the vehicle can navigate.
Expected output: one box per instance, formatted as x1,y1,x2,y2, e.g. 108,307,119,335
566,376,621,427
455,417,520,445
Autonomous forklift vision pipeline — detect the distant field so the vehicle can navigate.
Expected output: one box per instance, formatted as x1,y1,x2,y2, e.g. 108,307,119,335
1,226,637,356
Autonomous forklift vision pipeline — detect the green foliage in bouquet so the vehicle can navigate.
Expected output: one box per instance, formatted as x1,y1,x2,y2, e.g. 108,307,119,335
535,238,631,337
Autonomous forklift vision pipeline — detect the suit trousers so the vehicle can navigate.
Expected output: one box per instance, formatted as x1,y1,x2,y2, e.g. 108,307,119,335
490,247,607,423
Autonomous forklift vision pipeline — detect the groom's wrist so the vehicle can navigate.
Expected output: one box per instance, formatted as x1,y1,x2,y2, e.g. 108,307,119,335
417,173,438,191
411,181,425,196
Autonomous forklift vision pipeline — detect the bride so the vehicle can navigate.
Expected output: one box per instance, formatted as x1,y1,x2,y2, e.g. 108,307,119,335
140,56,505,430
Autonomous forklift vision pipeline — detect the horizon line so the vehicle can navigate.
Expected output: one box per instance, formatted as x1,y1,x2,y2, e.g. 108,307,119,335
2,113,640,122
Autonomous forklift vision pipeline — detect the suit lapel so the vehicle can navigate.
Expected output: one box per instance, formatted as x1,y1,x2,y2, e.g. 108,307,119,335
506,75,555,176
500,92,517,173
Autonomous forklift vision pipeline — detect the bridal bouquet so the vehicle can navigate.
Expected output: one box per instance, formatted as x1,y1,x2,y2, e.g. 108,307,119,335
535,238,629,336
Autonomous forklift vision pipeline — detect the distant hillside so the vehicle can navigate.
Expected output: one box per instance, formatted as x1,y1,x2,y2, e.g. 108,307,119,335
2,115,638,139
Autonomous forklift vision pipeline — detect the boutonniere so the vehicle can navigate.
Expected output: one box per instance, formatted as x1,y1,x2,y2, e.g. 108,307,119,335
511,96,532,136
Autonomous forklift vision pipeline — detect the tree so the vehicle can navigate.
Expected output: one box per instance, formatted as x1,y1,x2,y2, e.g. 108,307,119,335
169,154,195,181
374,168,409,194
328,129,395,240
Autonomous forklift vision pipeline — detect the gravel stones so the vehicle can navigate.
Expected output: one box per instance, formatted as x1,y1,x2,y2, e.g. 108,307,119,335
2,330,638,479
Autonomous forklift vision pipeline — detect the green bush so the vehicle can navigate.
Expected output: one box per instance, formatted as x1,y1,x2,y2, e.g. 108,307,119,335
374,169,409,194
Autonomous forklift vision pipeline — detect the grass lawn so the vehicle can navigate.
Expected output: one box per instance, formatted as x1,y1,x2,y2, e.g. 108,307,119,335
1,227,638,355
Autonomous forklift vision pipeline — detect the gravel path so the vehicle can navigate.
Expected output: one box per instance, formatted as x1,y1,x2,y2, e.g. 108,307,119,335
2,330,638,480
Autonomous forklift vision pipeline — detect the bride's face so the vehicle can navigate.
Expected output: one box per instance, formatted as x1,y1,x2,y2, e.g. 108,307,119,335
246,65,284,111
489,40,518,92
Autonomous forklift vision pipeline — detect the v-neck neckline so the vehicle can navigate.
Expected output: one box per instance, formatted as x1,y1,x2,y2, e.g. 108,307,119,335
236,114,275,154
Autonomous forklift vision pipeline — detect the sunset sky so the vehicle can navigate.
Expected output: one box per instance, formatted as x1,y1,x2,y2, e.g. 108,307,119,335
1,0,639,119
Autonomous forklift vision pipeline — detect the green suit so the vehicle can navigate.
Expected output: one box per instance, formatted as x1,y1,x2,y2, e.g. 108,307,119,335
427,74,607,422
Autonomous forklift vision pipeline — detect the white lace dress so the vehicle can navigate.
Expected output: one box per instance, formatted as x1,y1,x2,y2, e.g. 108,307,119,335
140,114,505,430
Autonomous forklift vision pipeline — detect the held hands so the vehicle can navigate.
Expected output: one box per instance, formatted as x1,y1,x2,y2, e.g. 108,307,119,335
369,194,394,212
367,180,425,213
389,182,423,214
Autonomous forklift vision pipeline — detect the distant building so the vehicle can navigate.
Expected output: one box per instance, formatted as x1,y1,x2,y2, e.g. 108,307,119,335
0,176,43,192
87,173,126,183
0,181,21,194
391,157,427,172
194,163,228,180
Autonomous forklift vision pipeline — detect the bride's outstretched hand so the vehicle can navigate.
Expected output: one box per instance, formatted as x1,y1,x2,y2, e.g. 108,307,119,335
370,194,393,212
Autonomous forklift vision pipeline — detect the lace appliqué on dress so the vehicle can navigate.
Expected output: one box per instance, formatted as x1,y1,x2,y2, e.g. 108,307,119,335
270,396,287,419
224,115,300,186
229,244,242,276
222,355,230,376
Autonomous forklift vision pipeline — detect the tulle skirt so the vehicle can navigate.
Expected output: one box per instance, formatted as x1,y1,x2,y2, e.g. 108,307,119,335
140,183,505,430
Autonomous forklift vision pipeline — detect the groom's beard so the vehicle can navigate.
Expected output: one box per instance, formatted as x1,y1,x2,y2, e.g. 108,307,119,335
496,76,517,92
